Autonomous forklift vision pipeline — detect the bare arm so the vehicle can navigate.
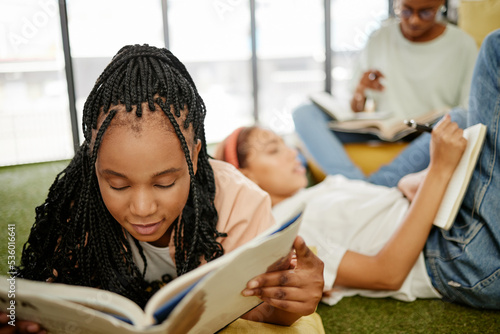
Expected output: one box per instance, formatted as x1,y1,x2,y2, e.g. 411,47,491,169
335,115,466,290
397,168,428,202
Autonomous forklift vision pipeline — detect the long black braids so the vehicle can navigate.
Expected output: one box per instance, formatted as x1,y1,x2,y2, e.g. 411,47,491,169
18,44,225,308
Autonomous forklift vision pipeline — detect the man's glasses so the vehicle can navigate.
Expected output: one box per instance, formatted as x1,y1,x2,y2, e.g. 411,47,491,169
396,7,437,21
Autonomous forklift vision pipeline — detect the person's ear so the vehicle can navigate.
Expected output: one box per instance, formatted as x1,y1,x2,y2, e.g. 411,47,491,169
192,139,202,175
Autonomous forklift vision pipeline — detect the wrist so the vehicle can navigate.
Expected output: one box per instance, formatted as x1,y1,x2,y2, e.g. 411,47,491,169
352,87,366,112
427,163,455,182
354,85,365,98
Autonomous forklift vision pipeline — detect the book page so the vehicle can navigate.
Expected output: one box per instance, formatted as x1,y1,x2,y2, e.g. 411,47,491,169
161,212,303,334
433,123,487,230
0,279,166,334
310,91,356,122
0,277,154,327
329,108,447,141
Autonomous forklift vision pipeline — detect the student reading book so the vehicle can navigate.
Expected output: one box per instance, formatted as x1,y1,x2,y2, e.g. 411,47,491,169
215,34,500,308
0,44,324,334
0,212,303,334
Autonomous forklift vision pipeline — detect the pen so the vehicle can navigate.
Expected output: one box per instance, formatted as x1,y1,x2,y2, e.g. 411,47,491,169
404,119,433,133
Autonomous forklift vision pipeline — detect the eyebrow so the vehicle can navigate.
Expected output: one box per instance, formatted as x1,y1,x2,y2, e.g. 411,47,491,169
266,138,282,146
101,167,182,178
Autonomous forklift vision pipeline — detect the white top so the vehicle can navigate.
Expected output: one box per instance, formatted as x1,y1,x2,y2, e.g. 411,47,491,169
127,234,177,283
273,175,441,305
351,19,478,119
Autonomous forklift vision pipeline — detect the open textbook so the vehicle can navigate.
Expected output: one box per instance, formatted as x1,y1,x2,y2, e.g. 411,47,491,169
309,91,447,141
0,211,303,334
310,91,392,123
433,123,487,230
328,108,447,142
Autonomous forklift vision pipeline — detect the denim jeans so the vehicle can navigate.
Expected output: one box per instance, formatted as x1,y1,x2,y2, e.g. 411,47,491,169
293,100,467,188
424,29,500,309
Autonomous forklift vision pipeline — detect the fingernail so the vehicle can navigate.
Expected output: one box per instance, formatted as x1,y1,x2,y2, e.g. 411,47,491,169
248,280,259,289
27,324,40,333
242,289,254,296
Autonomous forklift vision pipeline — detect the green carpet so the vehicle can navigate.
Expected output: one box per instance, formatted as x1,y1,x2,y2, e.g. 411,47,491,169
1,161,499,333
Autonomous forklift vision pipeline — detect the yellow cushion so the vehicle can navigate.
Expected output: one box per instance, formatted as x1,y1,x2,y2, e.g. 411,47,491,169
307,142,408,182
344,142,408,175
459,0,500,47
219,312,325,334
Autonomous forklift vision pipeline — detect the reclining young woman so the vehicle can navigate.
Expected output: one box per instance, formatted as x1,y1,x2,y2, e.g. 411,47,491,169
215,29,500,309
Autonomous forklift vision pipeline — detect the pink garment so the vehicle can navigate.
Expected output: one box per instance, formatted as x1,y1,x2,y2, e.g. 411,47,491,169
169,159,276,261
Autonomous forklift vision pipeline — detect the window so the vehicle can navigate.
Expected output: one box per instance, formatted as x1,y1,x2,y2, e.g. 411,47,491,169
168,0,253,143
0,0,73,166
330,0,388,101
256,0,324,134
1,0,393,166
66,0,165,142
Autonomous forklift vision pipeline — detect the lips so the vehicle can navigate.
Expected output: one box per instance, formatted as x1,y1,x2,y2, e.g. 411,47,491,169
293,163,306,175
131,220,162,235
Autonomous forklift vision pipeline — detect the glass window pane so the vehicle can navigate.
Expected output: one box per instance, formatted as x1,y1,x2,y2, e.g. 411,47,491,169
330,0,388,100
66,0,164,142
256,0,325,135
0,0,73,166
168,0,253,143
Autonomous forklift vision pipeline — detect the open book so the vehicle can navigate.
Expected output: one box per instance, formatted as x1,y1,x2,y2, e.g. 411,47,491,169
434,123,487,230
0,212,303,334
310,91,392,122
328,108,447,142
310,91,447,141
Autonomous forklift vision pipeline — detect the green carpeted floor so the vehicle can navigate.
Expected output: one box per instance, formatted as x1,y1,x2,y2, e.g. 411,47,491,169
1,161,499,333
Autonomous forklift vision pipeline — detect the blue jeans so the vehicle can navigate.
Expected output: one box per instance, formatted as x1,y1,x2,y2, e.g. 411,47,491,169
293,101,467,188
424,29,500,309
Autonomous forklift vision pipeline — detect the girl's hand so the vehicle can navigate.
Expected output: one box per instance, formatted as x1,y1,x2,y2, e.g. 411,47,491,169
429,114,467,176
0,313,46,334
242,236,324,317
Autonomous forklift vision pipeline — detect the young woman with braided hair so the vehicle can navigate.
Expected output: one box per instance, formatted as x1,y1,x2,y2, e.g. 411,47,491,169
0,45,323,334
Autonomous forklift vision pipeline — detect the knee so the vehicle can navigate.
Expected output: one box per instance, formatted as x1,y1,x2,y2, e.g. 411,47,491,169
448,107,468,129
292,103,321,124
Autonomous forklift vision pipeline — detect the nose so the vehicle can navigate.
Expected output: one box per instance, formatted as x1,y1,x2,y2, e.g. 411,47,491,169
408,11,421,24
130,188,157,217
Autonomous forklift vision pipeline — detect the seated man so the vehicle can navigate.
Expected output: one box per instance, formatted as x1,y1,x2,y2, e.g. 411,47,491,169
293,0,477,187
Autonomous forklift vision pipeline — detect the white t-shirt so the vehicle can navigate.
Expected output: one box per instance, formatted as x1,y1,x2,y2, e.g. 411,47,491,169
126,234,177,283
272,175,441,305
351,19,478,119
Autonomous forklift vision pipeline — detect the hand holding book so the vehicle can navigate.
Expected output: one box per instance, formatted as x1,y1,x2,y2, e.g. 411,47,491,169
398,116,486,230
1,212,309,334
241,236,324,325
